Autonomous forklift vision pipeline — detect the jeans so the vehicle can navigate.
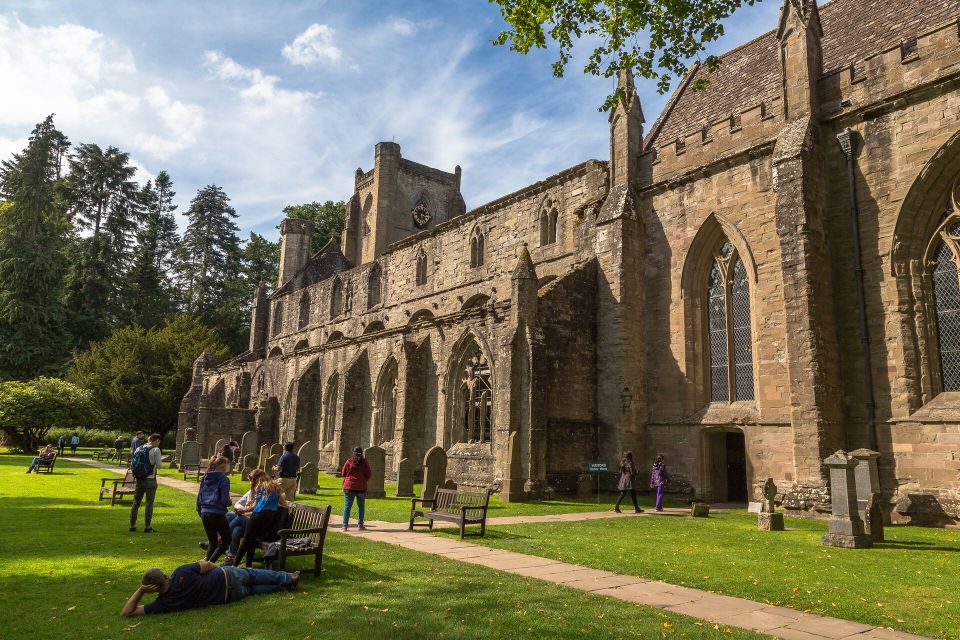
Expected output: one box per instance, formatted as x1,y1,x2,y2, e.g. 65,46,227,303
201,513,231,562
224,566,295,601
343,490,366,527
130,478,157,528
615,488,640,511
27,457,41,472
227,512,250,555
654,485,665,511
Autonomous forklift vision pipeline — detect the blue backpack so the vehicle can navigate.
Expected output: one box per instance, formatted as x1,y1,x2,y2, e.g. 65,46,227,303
131,446,155,480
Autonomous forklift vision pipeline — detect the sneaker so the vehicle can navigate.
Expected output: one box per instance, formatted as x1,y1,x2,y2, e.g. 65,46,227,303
222,556,235,567
288,571,301,589
357,524,367,531
129,526,137,532
341,526,348,532
613,508,622,513
144,527,155,533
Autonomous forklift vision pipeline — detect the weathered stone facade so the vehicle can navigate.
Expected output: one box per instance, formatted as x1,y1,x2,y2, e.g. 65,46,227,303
180,0,960,523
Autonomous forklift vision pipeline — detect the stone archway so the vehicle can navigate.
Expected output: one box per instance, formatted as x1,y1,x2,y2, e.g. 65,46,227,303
700,426,749,503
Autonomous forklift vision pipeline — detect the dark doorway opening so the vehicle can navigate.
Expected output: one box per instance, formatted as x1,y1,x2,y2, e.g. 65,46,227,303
725,431,747,502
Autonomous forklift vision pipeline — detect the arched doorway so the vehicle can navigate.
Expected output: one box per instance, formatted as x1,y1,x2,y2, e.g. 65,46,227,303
701,427,748,503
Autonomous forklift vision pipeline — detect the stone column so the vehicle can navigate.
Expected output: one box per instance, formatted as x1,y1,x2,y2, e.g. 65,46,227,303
821,451,872,548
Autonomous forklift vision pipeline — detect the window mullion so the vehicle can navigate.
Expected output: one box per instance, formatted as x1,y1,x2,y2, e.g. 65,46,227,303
725,276,736,403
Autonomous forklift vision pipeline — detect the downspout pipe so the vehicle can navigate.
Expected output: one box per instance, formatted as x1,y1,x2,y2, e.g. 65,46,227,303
837,128,878,451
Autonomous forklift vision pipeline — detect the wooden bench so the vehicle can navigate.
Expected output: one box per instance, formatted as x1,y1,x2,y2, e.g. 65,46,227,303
409,488,491,538
100,470,136,505
255,503,332,576
182,461,208,482
92,448,112,461
115,451,130,466
34,453,57,474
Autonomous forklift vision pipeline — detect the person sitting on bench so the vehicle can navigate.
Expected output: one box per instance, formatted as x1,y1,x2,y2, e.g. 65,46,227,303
120,561,299,616
27,445,56,473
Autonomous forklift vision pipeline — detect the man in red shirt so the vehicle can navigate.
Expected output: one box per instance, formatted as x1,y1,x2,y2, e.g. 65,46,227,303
340,446,371,532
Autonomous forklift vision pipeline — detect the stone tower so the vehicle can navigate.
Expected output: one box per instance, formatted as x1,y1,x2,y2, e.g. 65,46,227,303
278,218,315,287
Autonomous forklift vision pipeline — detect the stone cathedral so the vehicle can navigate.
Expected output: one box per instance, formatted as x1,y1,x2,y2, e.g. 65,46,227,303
179,0,960,524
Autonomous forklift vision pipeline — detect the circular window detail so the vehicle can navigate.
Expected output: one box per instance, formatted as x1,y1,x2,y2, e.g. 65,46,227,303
412,201,432,228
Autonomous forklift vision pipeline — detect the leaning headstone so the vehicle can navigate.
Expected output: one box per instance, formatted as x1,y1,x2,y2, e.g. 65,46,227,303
297,440,319,467
241,453,258,480
757,478,785,531
421,446,447,501
258,444,270,470
364,445,386,499
690,501,710,517
270,443,284,456
240,431,257,458
821,450,872,548
298,462,318,494
850,448,884,534
395,457,414,497
180,440,200,470
213,438,225,457
864,493,885,543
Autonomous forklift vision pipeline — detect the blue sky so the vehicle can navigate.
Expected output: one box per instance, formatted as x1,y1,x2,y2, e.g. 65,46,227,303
0,0,784,239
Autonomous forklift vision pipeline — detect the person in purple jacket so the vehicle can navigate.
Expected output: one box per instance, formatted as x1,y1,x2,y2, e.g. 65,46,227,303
196,456,232,563
650,454,671,512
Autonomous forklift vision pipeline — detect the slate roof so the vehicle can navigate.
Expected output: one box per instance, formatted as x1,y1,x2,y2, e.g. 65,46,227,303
646,0,960,149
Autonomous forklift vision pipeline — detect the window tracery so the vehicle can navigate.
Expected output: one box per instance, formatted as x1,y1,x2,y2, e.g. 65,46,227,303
539,198,559,246
707,241,754,402
367,264,382,309
415,248,428,286
452,341,492,444
470,227,485,268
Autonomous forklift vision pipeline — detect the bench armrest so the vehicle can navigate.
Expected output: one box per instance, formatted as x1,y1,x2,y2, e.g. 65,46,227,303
411,498,434,508
100,477,117,487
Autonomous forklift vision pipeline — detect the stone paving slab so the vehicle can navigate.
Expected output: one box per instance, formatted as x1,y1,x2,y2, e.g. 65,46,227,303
69,457,934,640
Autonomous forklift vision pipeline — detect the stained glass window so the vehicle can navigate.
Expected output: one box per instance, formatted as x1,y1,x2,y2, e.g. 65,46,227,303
731,258,755,401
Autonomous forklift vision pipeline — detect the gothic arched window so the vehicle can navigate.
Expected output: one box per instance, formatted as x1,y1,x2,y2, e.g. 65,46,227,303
707,241,754,402
932,238,960,391
322,373,339,445
415,248,428,286
470,228,485,268
271,299,284,337
298,292,311,329
367,264,382,309
451,339,493,444
374,358,398,444
330,278,343,318
539,198,559,246
344,281,354,313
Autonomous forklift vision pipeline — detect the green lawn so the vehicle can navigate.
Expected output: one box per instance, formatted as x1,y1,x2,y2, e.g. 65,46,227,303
434,509,960,638
161,465,681,522
0,454,763,640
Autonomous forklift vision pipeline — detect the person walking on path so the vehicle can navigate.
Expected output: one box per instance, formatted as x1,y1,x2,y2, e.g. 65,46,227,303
614,451,643,514
57,435,66,456
197,456,232,563
650,454,671,512
114,435,124,460
273,442,300,502
130,433,163,533
341,446,371,532
120,561,299,616
69,434,79,455
130,431,144,455
234,478,284,568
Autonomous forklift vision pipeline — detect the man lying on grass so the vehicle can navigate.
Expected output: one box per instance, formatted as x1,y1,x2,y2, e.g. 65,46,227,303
121,560,300,615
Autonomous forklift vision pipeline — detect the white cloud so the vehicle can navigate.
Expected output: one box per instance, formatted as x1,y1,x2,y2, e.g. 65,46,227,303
389,18,415,36
202,50,318,118
281,23,345,67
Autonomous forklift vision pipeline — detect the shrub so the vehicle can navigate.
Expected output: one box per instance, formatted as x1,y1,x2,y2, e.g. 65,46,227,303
0,377,101,453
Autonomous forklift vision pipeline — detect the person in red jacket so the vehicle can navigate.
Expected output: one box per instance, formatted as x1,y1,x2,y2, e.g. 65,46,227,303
340,446,371,532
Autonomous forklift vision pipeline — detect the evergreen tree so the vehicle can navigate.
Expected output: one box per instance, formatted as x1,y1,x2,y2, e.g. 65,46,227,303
282,200,346,255
126,171,179,326
241,232,279,289
177,184,241,323
0,115,73,379
64,143,142,344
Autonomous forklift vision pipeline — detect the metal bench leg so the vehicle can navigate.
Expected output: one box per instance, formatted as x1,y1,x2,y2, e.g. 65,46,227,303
459,519,465,539
428,519,434,531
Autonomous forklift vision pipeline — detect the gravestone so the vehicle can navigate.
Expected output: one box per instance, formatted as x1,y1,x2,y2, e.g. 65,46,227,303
240,431,257,458
364,446,386,499
443,479,457,491
265,454,279,473
213,438,225,458
821,450,872,548
180,440,200,470
864,493,885,543
501,431,526,502
850,448,885,537
297,441,319,467
395,457,414,497
421,446,447,501
241,453,258,480
298,462,318,494
747,502,763,514
690,501,710,517
270,443,284,456
258,444,270,470
757,478,784,531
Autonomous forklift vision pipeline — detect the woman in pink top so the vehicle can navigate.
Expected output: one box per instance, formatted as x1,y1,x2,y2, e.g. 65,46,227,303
340,446,371,532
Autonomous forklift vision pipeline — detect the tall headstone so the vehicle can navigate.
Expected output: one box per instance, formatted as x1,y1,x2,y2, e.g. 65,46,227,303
298,462,318,494
421,446,447,501
213,438,226,458
240,431,258,458
180,440,200,470
265,454,279,473
395,457,414,497
850,448,884,529
297,440,319,467
258,444,270,470
270,443,284,456
821,451,872,548
864,493,885,543
364,445,386,499
501,431,526,502
241,453,258,480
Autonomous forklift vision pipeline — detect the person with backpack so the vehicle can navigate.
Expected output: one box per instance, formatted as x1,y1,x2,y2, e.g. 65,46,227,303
196,456,232,563
130,434,163,533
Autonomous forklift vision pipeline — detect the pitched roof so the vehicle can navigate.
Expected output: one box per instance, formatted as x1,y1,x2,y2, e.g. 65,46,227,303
646,0,960,149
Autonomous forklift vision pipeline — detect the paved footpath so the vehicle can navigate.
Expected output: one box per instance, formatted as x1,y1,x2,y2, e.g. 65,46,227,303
75,458,928,640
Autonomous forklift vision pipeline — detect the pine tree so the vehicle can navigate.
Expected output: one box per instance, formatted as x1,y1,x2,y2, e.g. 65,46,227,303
0,115,73,379
127,171,179,327
177,184,241,321
64,143,142,344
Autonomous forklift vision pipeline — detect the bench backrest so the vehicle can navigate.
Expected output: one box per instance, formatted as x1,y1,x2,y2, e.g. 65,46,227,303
287,503,332,546
122,469,135,484
432,488,490,515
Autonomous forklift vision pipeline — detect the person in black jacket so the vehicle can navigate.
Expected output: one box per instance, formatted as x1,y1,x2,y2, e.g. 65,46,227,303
614,451,643,514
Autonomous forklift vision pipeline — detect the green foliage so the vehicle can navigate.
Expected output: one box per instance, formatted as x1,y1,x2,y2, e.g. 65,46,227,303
0,115,74,379
43,426,176,449
490,0,760,108
66,315,229,436
0,377,100,452
282,200,346,255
